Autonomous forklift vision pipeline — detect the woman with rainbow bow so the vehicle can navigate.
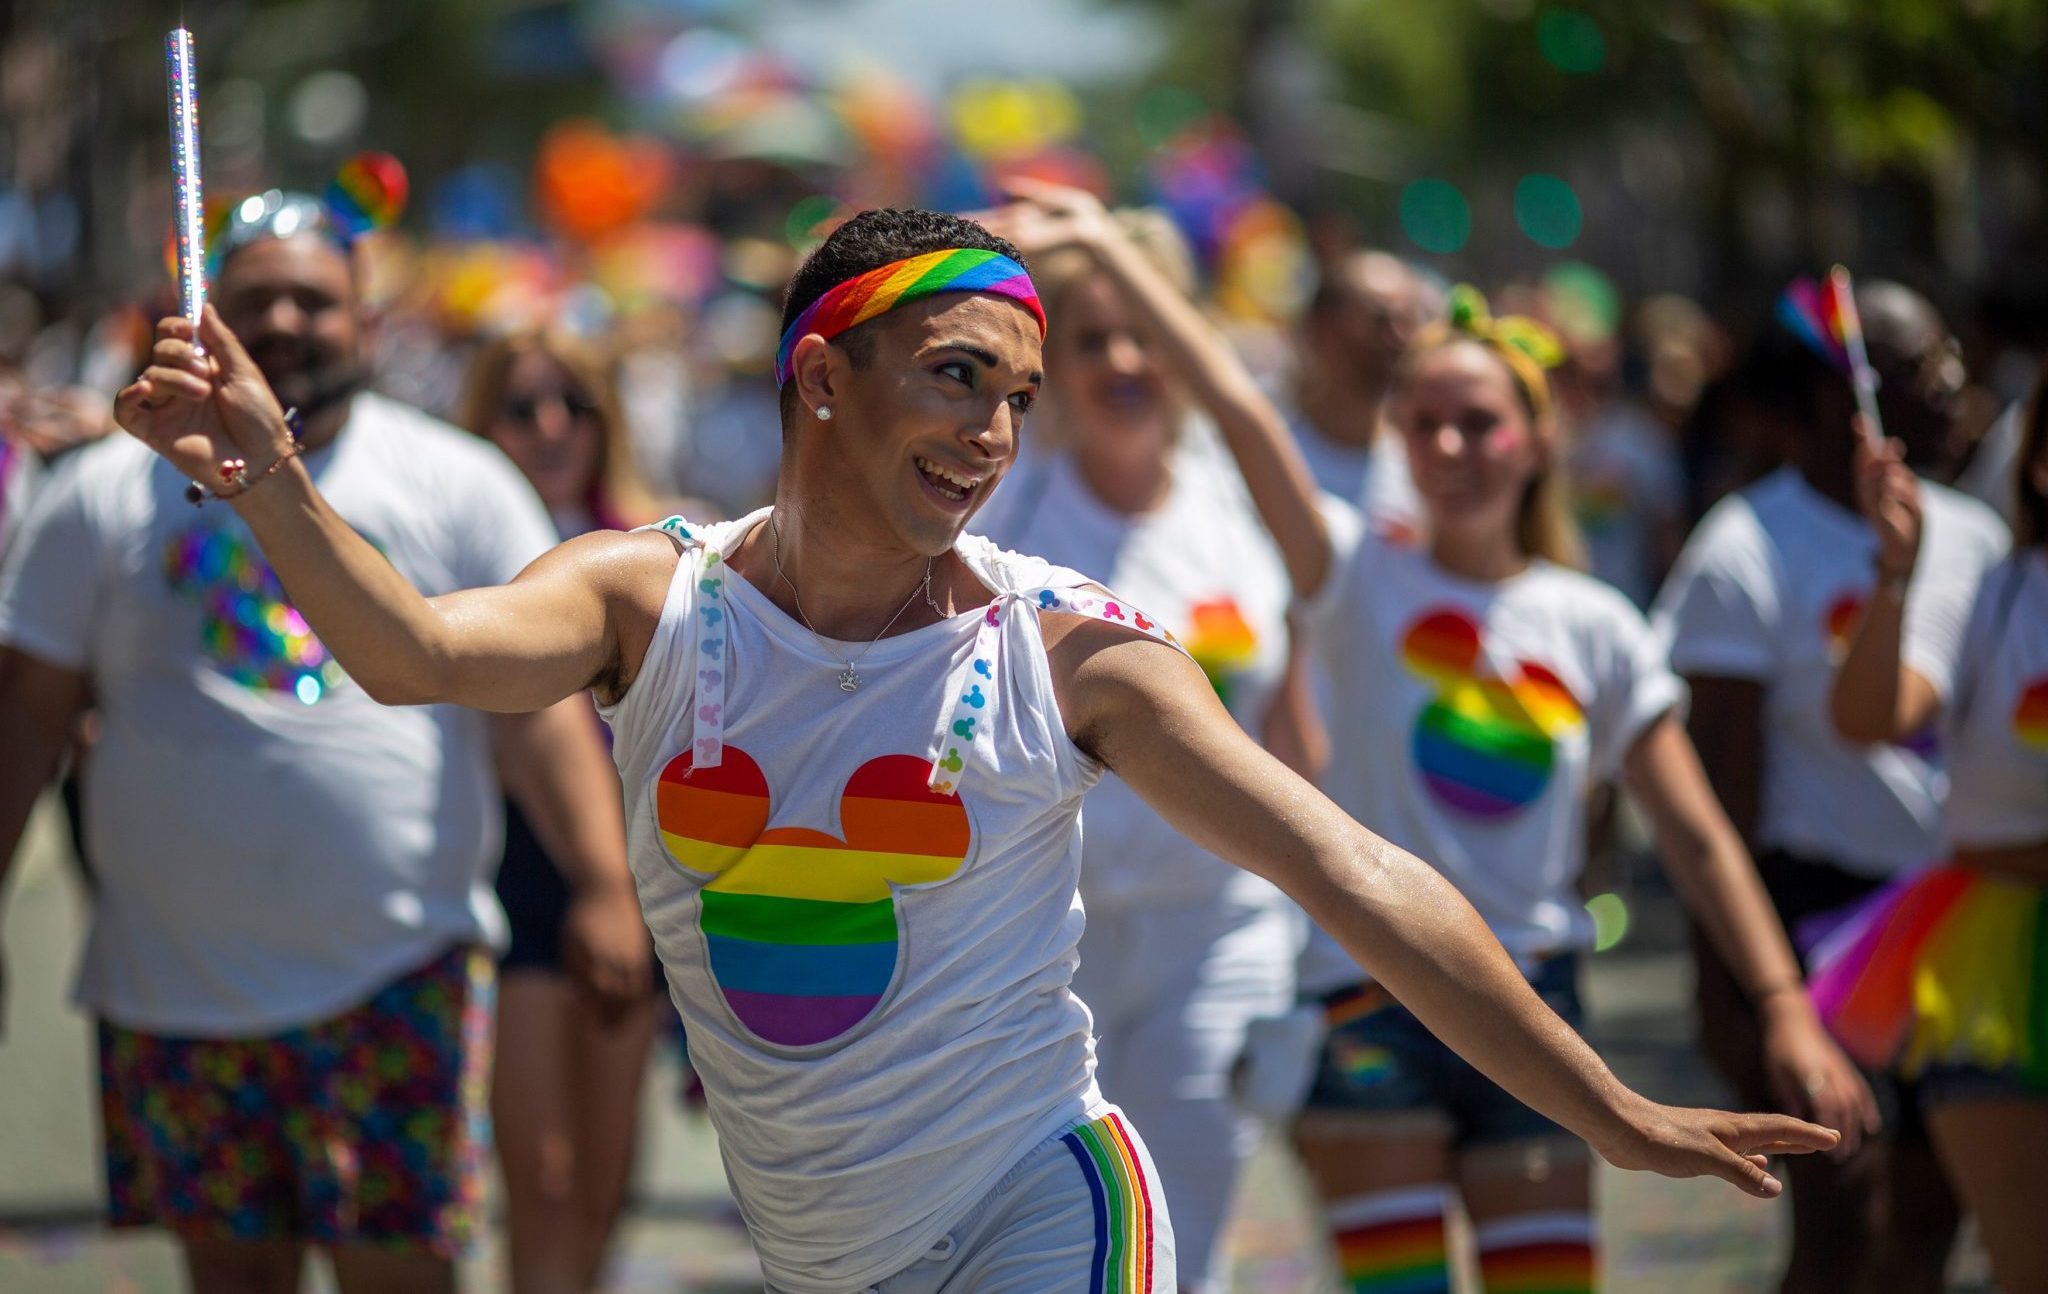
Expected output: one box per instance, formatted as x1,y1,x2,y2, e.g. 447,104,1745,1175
1823,367,2048,1294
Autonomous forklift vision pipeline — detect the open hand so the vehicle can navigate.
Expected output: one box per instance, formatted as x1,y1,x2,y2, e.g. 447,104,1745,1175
560,882,654,1015
1853,434,1922,583
1593,1092,1839,1198
113,307,292,487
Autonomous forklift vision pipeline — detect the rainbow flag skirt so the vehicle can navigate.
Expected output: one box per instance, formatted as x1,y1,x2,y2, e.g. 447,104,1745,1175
1804,865,2048,1091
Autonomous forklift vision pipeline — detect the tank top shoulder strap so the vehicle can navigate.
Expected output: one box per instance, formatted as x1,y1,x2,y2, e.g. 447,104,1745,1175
927,577,1186,797
630,511,756,770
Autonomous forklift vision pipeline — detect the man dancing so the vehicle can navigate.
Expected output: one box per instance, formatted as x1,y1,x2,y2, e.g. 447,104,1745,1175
113,207,1835,1292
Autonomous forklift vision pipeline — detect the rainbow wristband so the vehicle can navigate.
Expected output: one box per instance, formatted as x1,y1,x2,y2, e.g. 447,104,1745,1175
774,248,1045,386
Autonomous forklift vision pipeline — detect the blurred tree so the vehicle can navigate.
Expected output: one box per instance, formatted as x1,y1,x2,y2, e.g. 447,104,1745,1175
1107,0,2048,305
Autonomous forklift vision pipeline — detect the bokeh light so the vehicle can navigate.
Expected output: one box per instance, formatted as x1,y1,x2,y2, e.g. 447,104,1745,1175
1587,892,1631,952
1135,86,1209,150
1399,179,1472,255
1537,8,1606,74
1514,173,1583,247
784,194,839,248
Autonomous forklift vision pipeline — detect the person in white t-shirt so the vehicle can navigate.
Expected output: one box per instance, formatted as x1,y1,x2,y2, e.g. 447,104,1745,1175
0,199,647,1294
1822,393,2048,1294
1653,283,2009,1294
967,207,1306,1294
107,202,1838,1294
1289,249,1428,531
998,221,1866,1292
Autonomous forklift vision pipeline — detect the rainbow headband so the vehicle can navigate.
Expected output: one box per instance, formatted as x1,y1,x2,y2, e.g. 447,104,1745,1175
774,249,1045,386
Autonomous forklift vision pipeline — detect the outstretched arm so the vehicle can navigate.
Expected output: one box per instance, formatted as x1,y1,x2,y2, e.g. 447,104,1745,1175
1047,617,1838,1196
1623,713,1879,1150
1830,437,1940,744
114,310,672,712
977,182,1335,599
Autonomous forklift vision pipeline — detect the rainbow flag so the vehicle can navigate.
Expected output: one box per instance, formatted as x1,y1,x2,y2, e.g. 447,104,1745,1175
1778,265,1884,446
1778,274,1851,371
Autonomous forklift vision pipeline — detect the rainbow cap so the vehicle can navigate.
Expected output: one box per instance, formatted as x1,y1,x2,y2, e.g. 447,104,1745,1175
774,248,1045,386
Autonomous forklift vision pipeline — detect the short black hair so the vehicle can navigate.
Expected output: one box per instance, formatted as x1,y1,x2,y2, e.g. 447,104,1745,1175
777,209,1024,418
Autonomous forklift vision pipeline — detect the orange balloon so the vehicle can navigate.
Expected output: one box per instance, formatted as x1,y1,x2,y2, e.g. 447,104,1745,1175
535,120,673,244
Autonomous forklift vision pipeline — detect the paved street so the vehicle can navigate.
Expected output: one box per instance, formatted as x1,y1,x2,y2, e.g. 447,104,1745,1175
0,793,1990,1292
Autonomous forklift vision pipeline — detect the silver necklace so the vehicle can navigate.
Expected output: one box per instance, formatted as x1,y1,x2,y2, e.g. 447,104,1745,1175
768,513,942,693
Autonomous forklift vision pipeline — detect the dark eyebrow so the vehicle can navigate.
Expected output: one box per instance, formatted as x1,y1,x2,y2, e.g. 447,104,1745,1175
931,339,1041,388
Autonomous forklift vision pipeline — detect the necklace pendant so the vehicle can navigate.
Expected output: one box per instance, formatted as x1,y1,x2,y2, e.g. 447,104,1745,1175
837,665,861,693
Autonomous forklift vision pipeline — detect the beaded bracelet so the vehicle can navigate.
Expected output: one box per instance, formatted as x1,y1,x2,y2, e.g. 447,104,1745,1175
185,406,303,507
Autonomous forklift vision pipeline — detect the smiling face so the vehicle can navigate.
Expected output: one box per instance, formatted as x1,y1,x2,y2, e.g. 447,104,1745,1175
1043,276,1181,455
798,293,1043,556
1391,340,1545,549
483,348,605,512
215,234,365,419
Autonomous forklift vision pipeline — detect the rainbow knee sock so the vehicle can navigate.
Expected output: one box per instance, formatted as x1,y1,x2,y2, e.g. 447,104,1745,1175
1475,1211,1596,1293
1326,1184,1452,1293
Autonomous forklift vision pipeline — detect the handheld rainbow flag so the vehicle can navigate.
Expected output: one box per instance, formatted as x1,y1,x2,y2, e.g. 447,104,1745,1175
1778,265,1885,448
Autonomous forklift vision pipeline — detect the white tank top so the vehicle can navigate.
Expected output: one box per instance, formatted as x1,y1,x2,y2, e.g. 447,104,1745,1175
599,509,1182,1292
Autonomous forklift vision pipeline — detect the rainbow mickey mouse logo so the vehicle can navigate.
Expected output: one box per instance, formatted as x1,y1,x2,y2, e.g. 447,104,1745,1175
1183,596,1259,707
1401,607,1582,820
164,524,345,704
654,746,973,1050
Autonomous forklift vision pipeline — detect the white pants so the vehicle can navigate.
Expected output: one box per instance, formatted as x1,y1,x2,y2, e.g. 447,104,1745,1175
1072,895,1301,1294
814,1108,1177,1294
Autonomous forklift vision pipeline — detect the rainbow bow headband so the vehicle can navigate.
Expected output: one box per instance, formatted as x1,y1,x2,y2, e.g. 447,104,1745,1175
774,248,1045,386
1425,284,1565,418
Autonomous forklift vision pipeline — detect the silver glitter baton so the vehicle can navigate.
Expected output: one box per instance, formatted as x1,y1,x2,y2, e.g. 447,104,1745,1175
165,27,205,351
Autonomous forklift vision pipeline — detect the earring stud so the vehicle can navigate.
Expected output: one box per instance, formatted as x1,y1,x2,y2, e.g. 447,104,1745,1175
815,406,832,422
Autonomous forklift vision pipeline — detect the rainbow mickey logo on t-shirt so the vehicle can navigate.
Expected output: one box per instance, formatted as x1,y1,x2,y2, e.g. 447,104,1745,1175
2015,677,2048,752
654,746,972,1050
163,524,346,704
1184,596,1259,708
1401,608,1583,821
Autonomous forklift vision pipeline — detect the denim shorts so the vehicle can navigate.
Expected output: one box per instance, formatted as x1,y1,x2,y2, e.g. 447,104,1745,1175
1301,956,1583,1149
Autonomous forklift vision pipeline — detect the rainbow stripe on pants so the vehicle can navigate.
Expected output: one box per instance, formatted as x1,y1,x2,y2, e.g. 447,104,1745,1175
1062,1113,1158,1294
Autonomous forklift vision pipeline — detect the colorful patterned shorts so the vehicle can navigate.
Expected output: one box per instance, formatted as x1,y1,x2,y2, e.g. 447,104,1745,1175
97,944,494,1256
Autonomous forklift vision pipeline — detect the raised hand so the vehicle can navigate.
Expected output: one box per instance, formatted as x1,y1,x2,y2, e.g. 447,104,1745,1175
113,306,294,489
1593,1093,1840,1198
969,177,1117,258
1853,432,1922,583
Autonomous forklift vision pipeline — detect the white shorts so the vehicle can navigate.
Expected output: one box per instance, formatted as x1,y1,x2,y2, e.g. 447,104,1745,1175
807,1109,1176,1294
1071,895,1301,1293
